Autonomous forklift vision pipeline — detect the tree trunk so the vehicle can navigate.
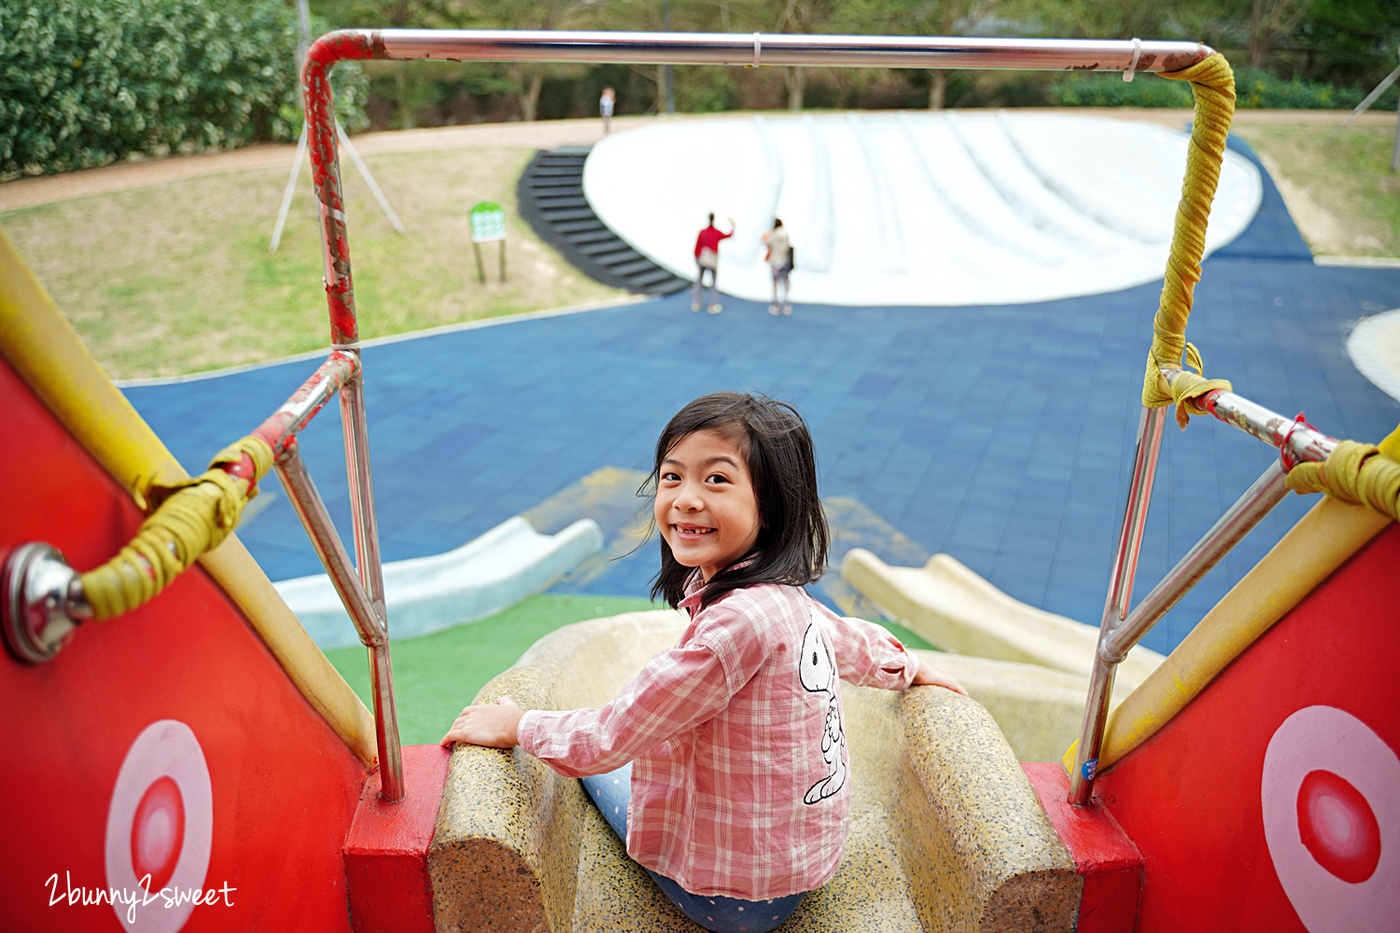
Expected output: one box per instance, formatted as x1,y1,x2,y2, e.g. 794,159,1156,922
396,68,414,130
786,66,805,110
928,71,948,110
517,70,544,122
1249,0,1268,68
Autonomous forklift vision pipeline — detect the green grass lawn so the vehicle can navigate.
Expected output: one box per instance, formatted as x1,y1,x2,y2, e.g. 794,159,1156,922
0,147,624,380
1233,123,1400,258
324,594,659,746
2,115,1396,382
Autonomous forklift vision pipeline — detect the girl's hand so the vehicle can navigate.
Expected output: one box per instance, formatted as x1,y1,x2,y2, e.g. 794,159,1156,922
912,659,969,696
441,696,524,748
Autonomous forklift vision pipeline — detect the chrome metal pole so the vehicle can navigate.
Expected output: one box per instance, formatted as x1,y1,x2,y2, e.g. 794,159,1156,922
338,366,388,641
1173,372,1338,468
1070,404,1166,806
1101,461,1289,663
369,29,1211,74
1110,407,1168,622
1070,379,1341,805
275,442,404,801
336,363,403,800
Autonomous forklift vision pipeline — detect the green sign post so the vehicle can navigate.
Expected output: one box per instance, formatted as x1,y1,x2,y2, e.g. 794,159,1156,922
469,201,507,284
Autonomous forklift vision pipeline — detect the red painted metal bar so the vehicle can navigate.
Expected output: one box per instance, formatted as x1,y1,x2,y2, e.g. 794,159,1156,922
294,27,1217,808
251,350,359,455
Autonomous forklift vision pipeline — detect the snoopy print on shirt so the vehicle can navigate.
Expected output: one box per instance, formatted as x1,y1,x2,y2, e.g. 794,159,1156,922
799,620,847,804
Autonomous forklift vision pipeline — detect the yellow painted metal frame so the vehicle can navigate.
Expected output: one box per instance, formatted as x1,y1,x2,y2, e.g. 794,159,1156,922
0,224,378,768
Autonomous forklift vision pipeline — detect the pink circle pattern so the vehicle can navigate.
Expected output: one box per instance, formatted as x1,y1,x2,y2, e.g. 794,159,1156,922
1261,705,1400,933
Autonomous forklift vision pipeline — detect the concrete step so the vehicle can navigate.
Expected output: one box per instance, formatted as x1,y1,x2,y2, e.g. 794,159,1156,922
564,228,616,245
540,207,597,223
517,146,690,295
535,196,589,211
612,257,661,277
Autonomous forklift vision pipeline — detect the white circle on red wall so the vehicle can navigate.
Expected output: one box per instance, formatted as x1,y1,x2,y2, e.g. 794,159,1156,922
1261,705,1400,933
104,720,213,933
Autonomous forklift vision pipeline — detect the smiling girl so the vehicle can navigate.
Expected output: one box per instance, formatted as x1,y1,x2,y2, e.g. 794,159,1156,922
442,391,966,932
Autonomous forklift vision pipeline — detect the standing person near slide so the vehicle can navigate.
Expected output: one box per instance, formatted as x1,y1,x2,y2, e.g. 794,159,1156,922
692,213,734,314
599,87,615,134
763,218,793,316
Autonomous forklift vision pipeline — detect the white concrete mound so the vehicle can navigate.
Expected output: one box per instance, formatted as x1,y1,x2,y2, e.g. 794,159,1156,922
584,112,1262,307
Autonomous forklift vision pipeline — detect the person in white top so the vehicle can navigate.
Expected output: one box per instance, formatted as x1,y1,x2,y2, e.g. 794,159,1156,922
762,219,793,316
599,87,615,134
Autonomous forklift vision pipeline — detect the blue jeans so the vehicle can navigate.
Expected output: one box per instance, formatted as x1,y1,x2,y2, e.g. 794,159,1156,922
580,764,806,933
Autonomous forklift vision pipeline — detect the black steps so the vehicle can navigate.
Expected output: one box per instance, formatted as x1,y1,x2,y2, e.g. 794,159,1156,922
517,147,689,296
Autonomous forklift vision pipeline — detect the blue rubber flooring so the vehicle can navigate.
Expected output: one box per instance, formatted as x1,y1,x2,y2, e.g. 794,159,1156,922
123,136,1400,656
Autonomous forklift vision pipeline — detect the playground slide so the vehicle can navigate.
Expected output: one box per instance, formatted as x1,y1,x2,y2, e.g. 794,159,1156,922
275,515,605,648
840,549,1165,691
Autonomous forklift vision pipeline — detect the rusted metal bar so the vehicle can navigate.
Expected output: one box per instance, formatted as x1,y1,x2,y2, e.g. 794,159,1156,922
275,441,404,801
251,350,359,456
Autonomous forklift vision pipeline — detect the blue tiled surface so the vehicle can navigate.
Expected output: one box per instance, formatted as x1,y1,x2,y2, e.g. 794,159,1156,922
123,169,1400,657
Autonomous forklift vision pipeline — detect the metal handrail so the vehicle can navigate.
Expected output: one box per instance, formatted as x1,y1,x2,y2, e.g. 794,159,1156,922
1069,372,1340,804
298,29,1216,348
249,351,404,800
291,28,1219,805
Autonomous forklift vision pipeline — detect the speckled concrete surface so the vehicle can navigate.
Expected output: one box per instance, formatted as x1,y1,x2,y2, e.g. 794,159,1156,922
919,653,1102,765
430,610,1081,932
897,688,1079,932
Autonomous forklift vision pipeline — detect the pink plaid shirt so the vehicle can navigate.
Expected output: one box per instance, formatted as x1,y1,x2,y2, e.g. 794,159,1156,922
516,574,920,900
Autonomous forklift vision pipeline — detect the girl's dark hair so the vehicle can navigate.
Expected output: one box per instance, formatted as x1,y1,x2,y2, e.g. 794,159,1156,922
648,392,829,609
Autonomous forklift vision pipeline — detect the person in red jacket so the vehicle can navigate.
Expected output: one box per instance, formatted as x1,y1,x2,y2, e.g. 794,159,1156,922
691,213,734,314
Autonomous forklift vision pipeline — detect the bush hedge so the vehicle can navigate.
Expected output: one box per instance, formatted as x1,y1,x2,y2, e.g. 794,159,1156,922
0,0,368,179
1049,65,1398,111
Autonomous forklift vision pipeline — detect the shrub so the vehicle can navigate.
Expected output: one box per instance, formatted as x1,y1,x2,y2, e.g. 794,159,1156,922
0,0,368,178
1049,66,1398,111
1048,72,1195,108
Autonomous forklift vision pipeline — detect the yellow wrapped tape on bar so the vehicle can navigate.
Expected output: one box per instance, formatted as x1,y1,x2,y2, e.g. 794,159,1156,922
81,437,274,620
1,224,375,767
1284,427,1400,523
1142,53,1237,428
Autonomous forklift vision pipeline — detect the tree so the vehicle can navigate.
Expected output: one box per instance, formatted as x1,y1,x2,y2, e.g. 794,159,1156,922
1248,0,1316,68
839,0,998,109
452,0,597,120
